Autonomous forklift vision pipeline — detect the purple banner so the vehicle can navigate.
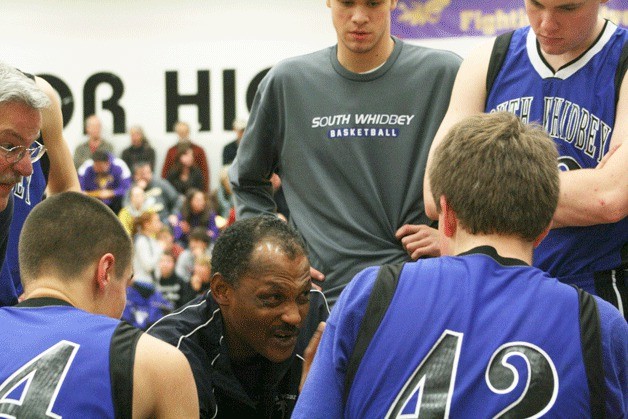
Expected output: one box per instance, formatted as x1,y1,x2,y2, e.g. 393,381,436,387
392,0,628,39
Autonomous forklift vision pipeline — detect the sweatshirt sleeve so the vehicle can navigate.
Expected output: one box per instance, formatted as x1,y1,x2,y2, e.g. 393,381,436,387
228,72,281,219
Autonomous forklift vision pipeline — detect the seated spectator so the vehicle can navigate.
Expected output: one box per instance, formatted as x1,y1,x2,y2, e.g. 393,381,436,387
175,227,212,282
120,125,156,172
294,113,628,418
189,254,212,297
165,142,205,195
172,188,219,247
156,252,196,309
78,150,131,214
122,279,173,331
73,114,114,169
148,215,329,418
161,121,209,191
118,185,158,235
129,161,182,224
222,118,246,166
132,211,163,284
156,225,184,262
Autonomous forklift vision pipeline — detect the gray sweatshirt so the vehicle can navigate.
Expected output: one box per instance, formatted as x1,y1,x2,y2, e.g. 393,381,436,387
230,37,461,303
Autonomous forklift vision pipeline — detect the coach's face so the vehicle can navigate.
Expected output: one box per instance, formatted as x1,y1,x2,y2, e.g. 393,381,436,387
215,243,311,363
0,101,39,210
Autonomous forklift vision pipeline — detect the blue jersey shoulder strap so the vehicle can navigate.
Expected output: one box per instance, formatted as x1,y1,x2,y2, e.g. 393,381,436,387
615,41,628,106
573,285,605,418
110,322,143,419
486,31,515,100
343,263,404,403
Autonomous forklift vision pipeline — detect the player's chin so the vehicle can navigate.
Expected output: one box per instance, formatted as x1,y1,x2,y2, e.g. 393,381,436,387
262,336,299,363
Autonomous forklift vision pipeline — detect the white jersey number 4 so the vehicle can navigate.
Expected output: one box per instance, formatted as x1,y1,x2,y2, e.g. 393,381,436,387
0,341,79,419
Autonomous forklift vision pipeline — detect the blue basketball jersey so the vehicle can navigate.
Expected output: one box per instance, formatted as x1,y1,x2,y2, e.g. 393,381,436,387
0,298,139,418
485,23,628,291
294,248,627,418
0,160,47,305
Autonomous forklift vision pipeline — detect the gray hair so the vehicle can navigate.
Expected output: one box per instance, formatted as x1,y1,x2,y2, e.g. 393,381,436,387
0,62,50,110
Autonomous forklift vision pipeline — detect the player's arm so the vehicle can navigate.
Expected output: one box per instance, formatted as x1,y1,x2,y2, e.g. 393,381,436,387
423,39,494,220
228,78,280,220
132,333,199,418
551,71,628,227
34,76,80,194
553,143,627,227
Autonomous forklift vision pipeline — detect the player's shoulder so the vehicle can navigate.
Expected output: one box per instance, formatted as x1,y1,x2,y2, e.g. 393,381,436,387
398,38,462,65
332,265,386,320
267,46,333,79
595,295,628,336
147,294,215,345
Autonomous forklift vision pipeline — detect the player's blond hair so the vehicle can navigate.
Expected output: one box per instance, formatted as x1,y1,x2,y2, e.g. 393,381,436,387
430,112,559,241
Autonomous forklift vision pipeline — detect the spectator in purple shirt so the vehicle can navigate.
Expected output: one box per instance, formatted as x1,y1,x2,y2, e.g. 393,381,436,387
78,150,131,214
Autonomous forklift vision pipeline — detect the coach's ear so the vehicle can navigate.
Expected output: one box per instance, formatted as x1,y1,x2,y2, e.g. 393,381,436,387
440,196,457,239
532,223,552,248
210,273,231,306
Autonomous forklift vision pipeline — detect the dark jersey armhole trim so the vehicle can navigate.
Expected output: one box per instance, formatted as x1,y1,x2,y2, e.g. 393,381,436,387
110,322,143,419
485,31,515,104
615,42,628,106
572,285,606,418
343,263,404,404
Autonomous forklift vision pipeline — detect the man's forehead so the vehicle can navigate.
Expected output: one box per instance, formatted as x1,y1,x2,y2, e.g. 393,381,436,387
243,245,310,285
0,127,41,146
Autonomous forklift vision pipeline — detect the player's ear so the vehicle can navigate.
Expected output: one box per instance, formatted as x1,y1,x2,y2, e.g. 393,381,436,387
532,222,552,248
95,253,115,291
210,273,232,306
440,196,457,238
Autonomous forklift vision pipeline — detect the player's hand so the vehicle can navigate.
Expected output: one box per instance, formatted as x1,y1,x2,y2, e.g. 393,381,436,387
395,224,441,260
299,321,326,392
310,266,325,291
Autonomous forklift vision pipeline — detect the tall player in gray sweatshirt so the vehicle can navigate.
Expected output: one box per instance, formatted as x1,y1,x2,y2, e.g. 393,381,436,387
230,0,461,304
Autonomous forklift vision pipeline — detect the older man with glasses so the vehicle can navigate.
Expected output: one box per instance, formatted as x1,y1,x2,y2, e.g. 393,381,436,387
0,62,73,306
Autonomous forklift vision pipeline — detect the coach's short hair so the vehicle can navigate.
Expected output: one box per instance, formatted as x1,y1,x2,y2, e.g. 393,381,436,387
19,192,133,283
430,112,559,241
211,215,308,286
0,62,50,110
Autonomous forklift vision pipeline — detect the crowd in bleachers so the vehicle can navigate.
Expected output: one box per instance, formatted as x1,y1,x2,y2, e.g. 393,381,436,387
74,114,245,330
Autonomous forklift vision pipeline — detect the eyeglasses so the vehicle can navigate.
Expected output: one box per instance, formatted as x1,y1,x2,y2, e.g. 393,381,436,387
0,141,47,164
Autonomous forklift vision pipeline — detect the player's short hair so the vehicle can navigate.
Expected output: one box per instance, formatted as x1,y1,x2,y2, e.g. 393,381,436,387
430,112,559,241
19,192,133,283
0,62,50,110
211,215,308,286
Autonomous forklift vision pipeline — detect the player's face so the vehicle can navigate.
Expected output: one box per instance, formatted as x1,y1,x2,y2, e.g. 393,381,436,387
525,0,606,59
0,102,39,211
221,245,311,363
328,0,398,59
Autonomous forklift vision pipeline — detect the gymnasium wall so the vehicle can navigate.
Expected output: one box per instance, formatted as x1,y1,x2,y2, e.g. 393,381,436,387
1,0,623,188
